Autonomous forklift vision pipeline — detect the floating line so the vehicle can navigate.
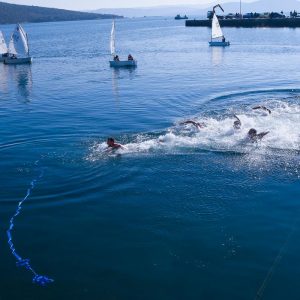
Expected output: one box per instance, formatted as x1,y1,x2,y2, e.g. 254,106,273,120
6,160,54,287
255,221,297,300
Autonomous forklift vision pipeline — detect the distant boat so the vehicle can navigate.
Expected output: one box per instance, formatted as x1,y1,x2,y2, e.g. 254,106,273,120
209,5,230,47
0,31,9,62
109,20,137,68
175,14,188,20
4,24,32,65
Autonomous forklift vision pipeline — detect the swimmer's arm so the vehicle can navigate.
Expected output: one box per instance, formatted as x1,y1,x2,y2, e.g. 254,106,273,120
253,106,271,114
180,121,194,126
260,106,271,114
105,144,125,152
116,144,125,150
180,120,205,129
197,122,206,128
234,114,241,122
257,131,270,140
233,115,241,124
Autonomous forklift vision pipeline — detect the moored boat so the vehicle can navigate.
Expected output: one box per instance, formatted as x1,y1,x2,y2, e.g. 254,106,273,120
4,57,32,64
175,14,188,20
110,60,137,68
4,24,32,65
109,20,137,68
209,41,230,47
209,5,230,47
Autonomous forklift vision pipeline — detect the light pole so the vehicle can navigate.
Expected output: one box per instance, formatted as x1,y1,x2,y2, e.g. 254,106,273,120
240,0,242,19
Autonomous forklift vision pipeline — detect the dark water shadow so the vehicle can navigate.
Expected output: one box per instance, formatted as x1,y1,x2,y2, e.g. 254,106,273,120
14,65,33,102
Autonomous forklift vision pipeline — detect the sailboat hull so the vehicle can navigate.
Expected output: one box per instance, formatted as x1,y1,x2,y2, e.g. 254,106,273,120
4,57,32,65
109,60,137,68
209,41,230,47
0,54,9,62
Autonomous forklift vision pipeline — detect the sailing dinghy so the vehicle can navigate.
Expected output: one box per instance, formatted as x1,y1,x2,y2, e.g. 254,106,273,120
209,5,230,47
0,31,9,62
4,24,32,65
109,20,137,68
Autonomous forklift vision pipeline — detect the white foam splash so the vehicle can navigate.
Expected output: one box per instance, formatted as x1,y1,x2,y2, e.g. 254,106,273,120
87,100,300,161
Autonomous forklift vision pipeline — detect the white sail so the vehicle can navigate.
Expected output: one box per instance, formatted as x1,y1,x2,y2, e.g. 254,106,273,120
8,24,29,57
8,36,16,55
211,13,224,39
110,20,116,57
0,31,8,54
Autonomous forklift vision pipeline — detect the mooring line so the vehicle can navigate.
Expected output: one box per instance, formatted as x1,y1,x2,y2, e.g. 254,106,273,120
6,160,54,286
255,222,297,300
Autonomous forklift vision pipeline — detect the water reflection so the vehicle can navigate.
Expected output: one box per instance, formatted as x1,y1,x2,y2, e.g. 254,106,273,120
211,47,225,66
0,64,9,93
0,64,33,102
112,68,120,108
13,65,33,102
111,67,136,108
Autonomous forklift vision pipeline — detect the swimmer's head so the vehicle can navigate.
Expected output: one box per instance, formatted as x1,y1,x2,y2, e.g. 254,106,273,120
107,138,115,147
234,121,241,130
248,129,257,138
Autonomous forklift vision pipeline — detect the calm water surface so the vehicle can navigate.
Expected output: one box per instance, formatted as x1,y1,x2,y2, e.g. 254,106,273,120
0,18,300,299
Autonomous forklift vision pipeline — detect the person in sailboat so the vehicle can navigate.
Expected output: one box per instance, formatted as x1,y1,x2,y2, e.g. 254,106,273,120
222,37,226,43
128,54,134,61
114,55,120,62
180,120,206,130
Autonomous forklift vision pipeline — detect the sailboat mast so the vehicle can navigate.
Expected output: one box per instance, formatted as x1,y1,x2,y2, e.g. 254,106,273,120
110,19,116,58
26,33,30,56
18,24,30,57
211,13,213,42
240,0,242,19
211,17,213,42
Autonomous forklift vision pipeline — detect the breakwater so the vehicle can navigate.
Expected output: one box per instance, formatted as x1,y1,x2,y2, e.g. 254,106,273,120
186,18,300,27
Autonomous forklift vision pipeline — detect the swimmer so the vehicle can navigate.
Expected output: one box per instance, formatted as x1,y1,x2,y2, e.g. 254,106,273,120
252,106,271,114
233,115,241,129
106,138,124,150
247,128,269,142
180,120,206,130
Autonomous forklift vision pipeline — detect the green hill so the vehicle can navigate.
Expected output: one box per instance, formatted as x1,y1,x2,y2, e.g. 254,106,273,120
0,2,122,24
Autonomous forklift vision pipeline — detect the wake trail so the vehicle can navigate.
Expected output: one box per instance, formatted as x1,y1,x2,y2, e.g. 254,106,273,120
87,99,300,161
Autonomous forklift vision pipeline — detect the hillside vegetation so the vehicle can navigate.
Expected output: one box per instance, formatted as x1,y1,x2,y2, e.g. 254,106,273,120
0,2,122,24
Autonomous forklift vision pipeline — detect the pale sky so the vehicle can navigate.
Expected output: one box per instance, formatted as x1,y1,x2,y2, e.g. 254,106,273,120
4,0,255,10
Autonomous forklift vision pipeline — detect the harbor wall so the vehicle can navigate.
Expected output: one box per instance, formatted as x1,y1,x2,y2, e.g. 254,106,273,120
186,18,300,28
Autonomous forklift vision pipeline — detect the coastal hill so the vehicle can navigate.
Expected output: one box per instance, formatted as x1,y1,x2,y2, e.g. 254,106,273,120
93,0,300,18
0,1,122,24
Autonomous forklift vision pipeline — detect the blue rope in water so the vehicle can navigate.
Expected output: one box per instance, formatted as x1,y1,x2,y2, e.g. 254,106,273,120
6,161,54,287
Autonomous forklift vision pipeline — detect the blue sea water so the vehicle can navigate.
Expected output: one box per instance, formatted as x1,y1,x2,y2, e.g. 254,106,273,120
0,17,300,299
